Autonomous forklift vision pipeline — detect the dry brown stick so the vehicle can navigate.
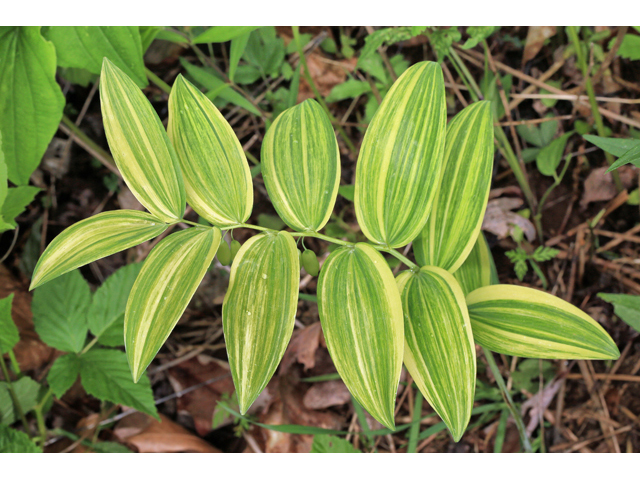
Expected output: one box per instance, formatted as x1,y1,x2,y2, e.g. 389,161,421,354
550,425,632,453
496,115,573,127
508,56,566,111
510,93,640,105
442,61,468,107
594,224,640,253
592,27,628,84
564,373,640,383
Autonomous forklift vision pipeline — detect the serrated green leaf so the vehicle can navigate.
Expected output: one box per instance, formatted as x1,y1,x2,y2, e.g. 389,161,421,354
0,424,41,452
318,243,403,429
536,132,572,176
32,270,90,353
311,435,362,453
223,232,299,413
88,262,143,346
532,246,559,262
598,293,640,332
0,376,41,425
31,210,167,290
354,61,446,248
47,354,81,398
615,34,640,61
358,27,414,65
414,101,493,272
1,186,40,229
0,27,65,185
262,99,340,232
453,233,495,297
192,26,258,44
79,348,157,418
467,285,620,360
397,266,476,441
126,227,220,382
168,75,253,227
43,27,147,87
606,144,640,172
583,134,640,157
100,58,185,222
0,294,19,354
513,260,528,281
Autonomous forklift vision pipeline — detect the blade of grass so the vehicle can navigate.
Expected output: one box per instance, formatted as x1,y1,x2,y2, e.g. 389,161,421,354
406,390,423,453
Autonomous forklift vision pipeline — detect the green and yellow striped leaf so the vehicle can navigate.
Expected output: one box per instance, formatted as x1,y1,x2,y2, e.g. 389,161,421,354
354,61,446,248
261,99,340,232
453,233,497,296
397,266,476,441
318,243,404,429
30,211,167,290
125,227,221,381
466,285,620,360
414,101,493,272
100,58,185,223
168,75,253,226
222,232,299,413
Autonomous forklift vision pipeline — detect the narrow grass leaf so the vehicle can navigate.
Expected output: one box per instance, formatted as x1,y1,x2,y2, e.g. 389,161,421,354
192,26,258,44
453,233,496,296
223,232,299,413
30,210,167,290
607,144,640,172
318,243,404,429
467,285,620,360
126,227,221,382
229,33,251,83
100,58,185,222
262,99,340,232
397,266,476,441
414,101,493,272
354,61,446,248
583,134,640,157
168,75,253,226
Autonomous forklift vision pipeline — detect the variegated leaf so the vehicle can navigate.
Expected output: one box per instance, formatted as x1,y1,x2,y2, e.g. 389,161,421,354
126,227,221,381
318,243,403,429
467,285,620,360
30,210,167,290
222,232,299,413
414,101,493,272
100,58,185,223
452,233,497,296
397,266,476,441
261,99,340,232
354,61,446,248
168,75,253,226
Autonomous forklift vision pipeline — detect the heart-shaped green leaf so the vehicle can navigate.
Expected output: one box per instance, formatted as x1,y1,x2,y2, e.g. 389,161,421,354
453,233,497,296
397,266,476,441
261,99,340,232
354,61,446,248
126,227,221,382
168,75,253,226
318,243,403,429
100,58,185,223
222,232,299,413
467,285,620,360
31,210,167,290
414,101,493,272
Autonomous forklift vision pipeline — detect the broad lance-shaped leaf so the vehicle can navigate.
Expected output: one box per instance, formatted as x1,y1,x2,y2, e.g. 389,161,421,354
453,233,498,296
261,99,340,232
414,101,493,272
30,210,167,290
354,61,446,248
222,232,299,413
318,243,403,429
467,285,620,360
397,266,476,442
168,75,253,226
126,227,221,382
100,59,185,222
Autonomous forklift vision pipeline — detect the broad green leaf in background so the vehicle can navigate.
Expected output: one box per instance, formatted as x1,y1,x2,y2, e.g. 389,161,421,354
229,32,251,83
358,27,415,66
354,61,446,248
47,354,81,398
43,26,147,87
0,424,41,453
518,117,559,148
0,376,41,425
326,79,372,103
192,26,258,44
1,186,40,230
318,243,404,429
125,227,220,382
461,26,499,49
0,27,65,185
397,266,476,441
598,293,640,332
32,270,90,353
0,294,19,354
606,144,640,172
338,185,355,202
414,101,493,272
536,132,572,177
612,33,640,61
467,285,620,360
168,75,253,226
243,27,285,78
80,348,158,418
480,70,512,121
428,27,463,62
100,59,185,222
223,232,299,413
88,262,144,346
311,435,362,453
453,233,497,297
262,99,340,232
583,134,640,157
139,26,161,53
31,210,167,290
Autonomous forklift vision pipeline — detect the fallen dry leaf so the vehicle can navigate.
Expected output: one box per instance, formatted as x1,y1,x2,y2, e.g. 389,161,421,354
521,379,563,434
482,197,536,242
298,54,357,101
580,166,635,209
280,322,323,375
303,379,351,410
523,26,557,64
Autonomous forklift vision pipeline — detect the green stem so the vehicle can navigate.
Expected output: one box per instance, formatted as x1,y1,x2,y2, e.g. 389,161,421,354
407,390,424,453
534,154,572,242
449,49,483,101
566,26,622,191
8,350,21,377
494,127,538,212
33,389,53,449
482,347,533,453
80,337,100,356
292,26,357,156
0,354,30,435
61,116,116,168
145,67,171,94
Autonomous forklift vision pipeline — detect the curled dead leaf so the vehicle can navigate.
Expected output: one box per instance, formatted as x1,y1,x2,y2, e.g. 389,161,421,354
523,26,557,64
482,197,536,242
580,166,635,209
280,322,323,375
303,379,351,410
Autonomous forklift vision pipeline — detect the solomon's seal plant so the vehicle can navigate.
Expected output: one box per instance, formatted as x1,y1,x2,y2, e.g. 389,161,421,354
31,58,619,440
